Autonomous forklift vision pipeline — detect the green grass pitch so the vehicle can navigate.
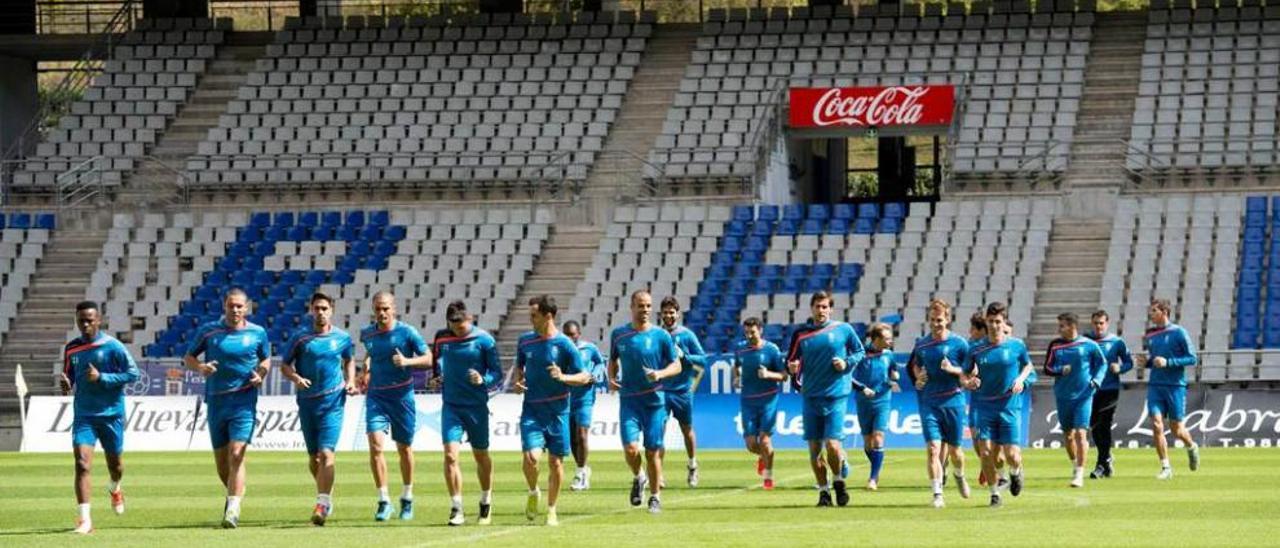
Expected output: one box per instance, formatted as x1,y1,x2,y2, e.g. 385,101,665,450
1,448,1276,546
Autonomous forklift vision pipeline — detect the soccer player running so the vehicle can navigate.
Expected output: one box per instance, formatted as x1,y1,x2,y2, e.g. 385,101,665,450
1138,298,1200,480
1085,309,1134,478
608,289,681,513
965,302,1034,508
511,296,592,526
60,301,139,534
563,320,606,491
732,317,787,490
1042,313,1107,488
854,323,899,491
281,292,358,525
658,296,707,487
431,300,503,525
907,299,971,508
184,288,271,528
786,291,865,507
358,291,432,522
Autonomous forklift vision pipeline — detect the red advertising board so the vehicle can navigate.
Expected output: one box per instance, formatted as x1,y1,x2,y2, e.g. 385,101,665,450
788,85,956,129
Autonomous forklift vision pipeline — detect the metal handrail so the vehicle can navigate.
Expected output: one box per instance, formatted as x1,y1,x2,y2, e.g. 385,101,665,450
138,154,194,206
1,0,136,205
594,147,669,198
55,155,106,210
1118,138,1172,189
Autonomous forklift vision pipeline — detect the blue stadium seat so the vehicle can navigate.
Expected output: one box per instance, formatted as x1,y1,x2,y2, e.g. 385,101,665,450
360,225,384,241
264,225,287,241
345,210,365,227
856,203,879,219
750,221,773,236
249,212,271,228
731,205,754,222
726,220,749,237
776,219,799,235
883,202,906,219
274,211,295,227
801,219,825,234
833,203,855,220
878,218,902,233
321,211,342,227
853,218,876,234
782,204,804,221
337,224,360,241
35,213,55,229
311,225,335,240
827,218,849,234
807,204,830,220
287,225,311,241
384,225,406,241
9,213,30,229
1246,196,1267,214
0,213,5,229
369,210,389,227
757,205,779,222
298,211,318,227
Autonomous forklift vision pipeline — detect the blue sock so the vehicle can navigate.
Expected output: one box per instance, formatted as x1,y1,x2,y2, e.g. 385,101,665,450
866,448,885,480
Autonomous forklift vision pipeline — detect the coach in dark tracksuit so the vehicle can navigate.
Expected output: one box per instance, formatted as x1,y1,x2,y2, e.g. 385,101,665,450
1086,311,1134,478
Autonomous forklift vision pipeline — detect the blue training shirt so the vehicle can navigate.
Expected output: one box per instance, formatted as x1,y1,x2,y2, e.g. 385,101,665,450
1088,332,1134,391
1143,323,1197,387
186,320,271,397
909,332,970,408
734,339,785,403
516,332,584,405
433,325,502,407
283,325,354,399
786,320,865,400
966,337,1033,410
855,349,897,398
662,326,707,394
610,324,677,406
571,340,607,405
361,320,429,393
1043,336,1107,402
64,333,139,417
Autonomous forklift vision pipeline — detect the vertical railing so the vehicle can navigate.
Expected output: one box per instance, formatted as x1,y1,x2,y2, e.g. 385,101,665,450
1,0,137,199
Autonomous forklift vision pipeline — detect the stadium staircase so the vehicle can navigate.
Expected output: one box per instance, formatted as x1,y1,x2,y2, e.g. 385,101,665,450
1025,219,1112,354
0,220,109,448
1062,11,1147,193
495,225,604,369
580,24,699,204
122,43,266,207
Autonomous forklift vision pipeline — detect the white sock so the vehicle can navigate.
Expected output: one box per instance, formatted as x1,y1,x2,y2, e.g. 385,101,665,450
317,493,331,507
548,505,556,513
990,484,1000,495
377,486,390,502
583,465,591,476
651,492,660,501
931,480,943,495
763,469,773,480
1073,466,1083,475
1188,442,1199,451
1011,467,1023,476
226,496,241,513
820,482,831,493
401,484,413,501
108,479,121,494
636,471,647,482
953,472,965,480
689,457,698,468
999,470,1009,481
78,503,91,521
528,487,540,496
480,490,492,505
450,495,463,510
1160,458,1171,469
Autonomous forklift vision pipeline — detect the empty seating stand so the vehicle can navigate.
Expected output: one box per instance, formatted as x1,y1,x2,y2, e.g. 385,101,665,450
184,11,651,189
0,212,56,344
649,3,1090,189
570,199,1050,357
84,207,552,359
1128,4,1280,177
10,19,229,190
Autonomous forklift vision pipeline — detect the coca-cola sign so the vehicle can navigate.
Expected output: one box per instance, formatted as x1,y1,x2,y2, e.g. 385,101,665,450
788,85,955,129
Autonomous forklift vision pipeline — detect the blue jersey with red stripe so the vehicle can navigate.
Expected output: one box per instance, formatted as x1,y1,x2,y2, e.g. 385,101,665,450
516,332,584,405
360,321,428,392
1043,336,1107,401
1142,323,1197,387
570,341,606,403
786,320,864,400
186,320,271,397
1088,332,1134,391
63,333,139,417
662,326,707,394
433,325,502,407
909,332,970,407
734,340,785,401
283,325,354,399
854,349,897,397
966,337,1032,410
610,324,677,406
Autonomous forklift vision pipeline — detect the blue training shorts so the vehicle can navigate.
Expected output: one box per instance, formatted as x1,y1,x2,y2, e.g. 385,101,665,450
1146,385,1187,422
855,393,891,435
620,396,668,451
207,389,258,449
520,400,571,456
1056,395,1093,431
298,388,346,454
72,414,125,455
665,390,694,428
802,395,848,442
740,395,779,437
920,401,966,446
974,404,1021,446
367,388,417,446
